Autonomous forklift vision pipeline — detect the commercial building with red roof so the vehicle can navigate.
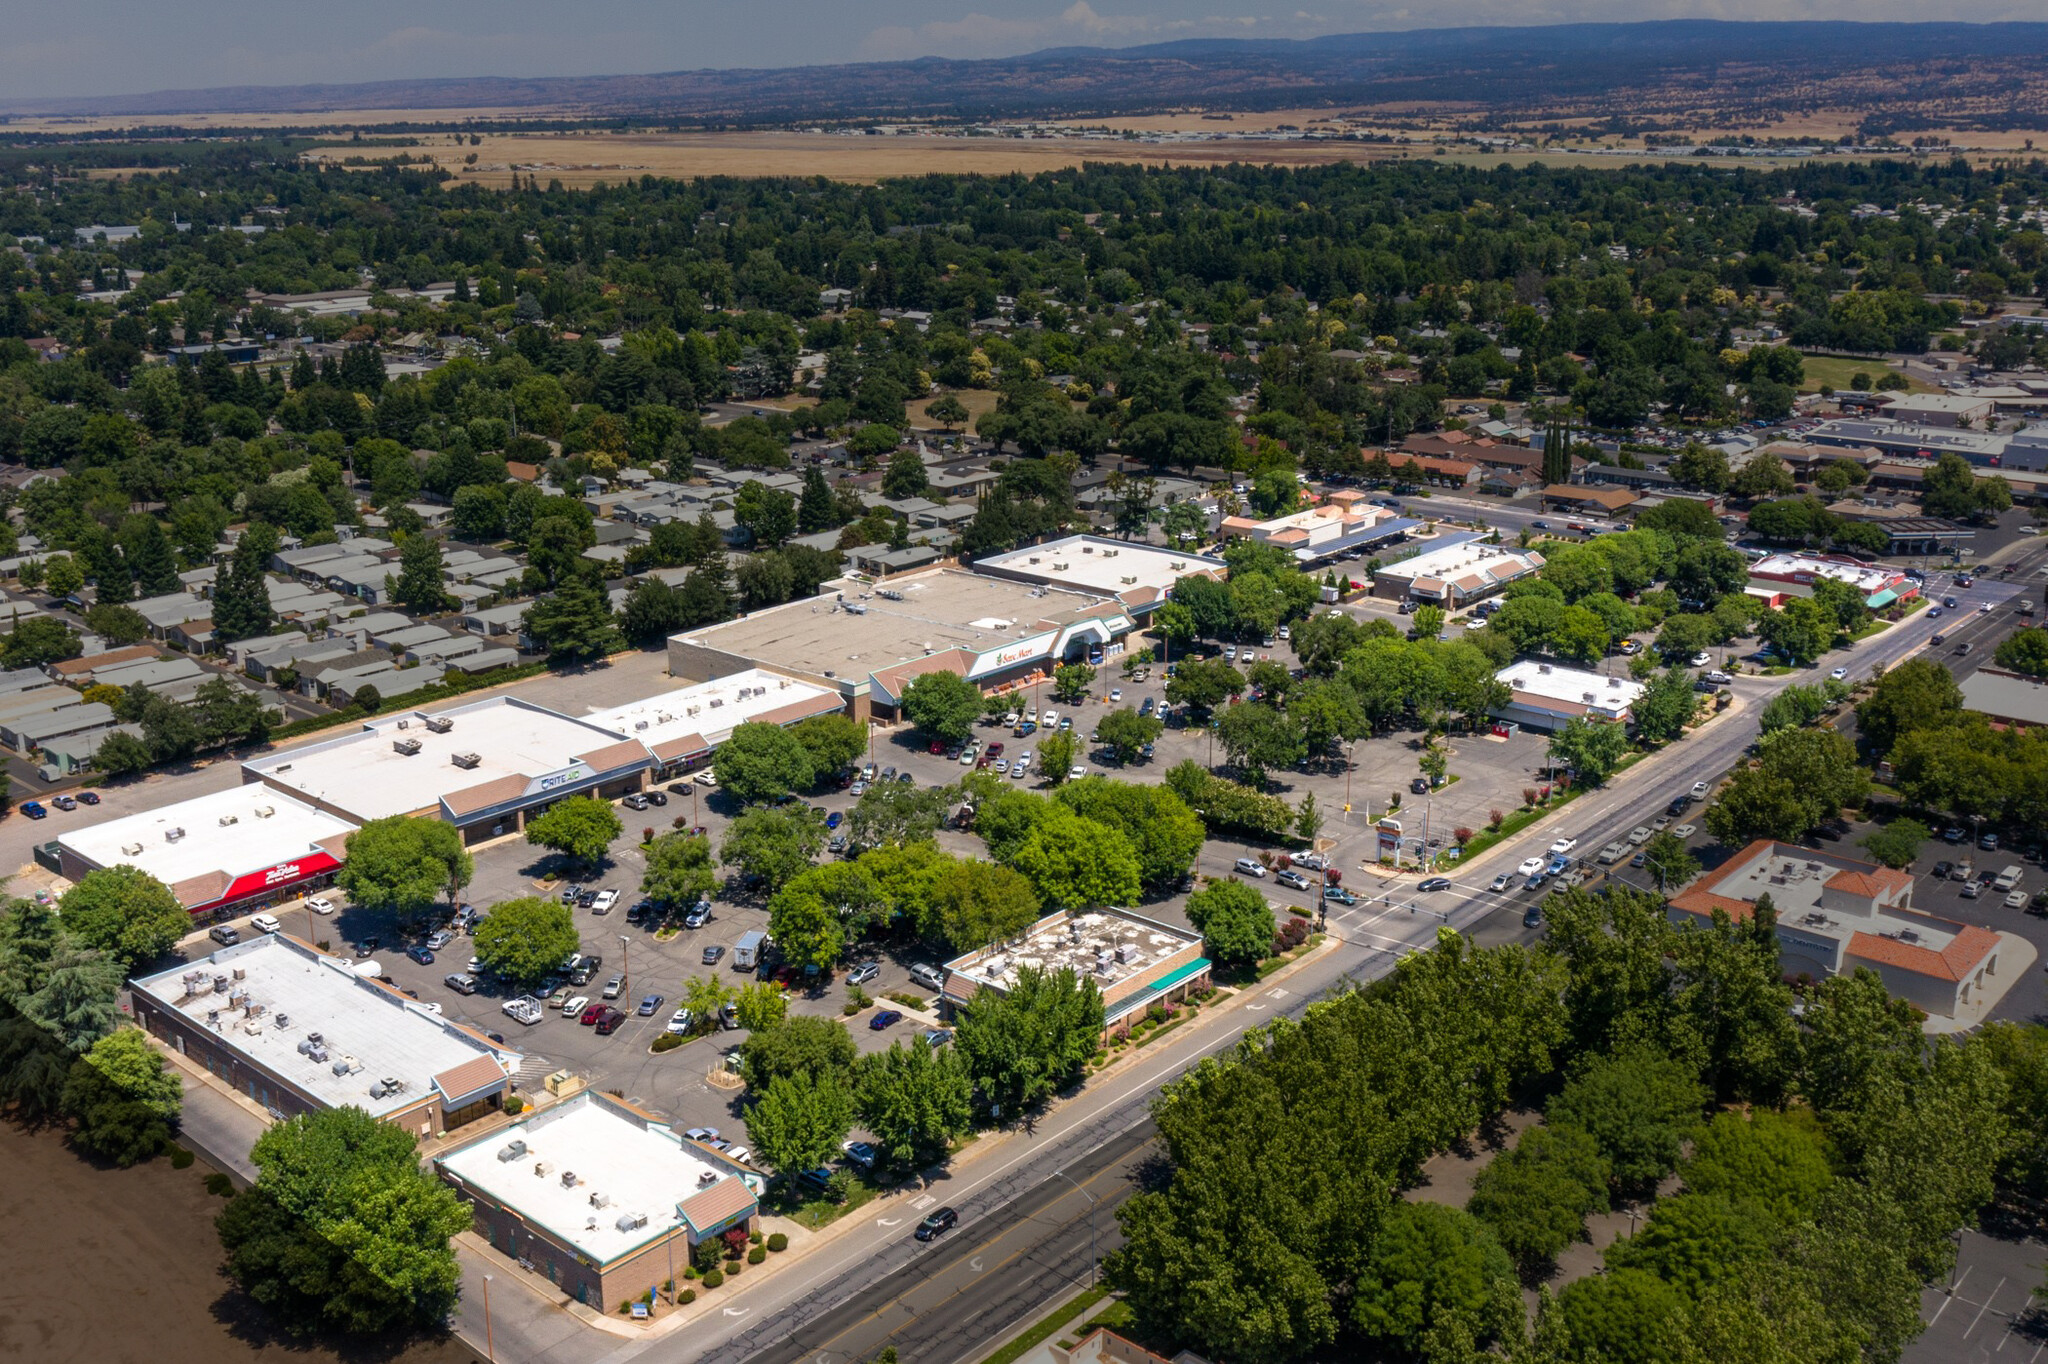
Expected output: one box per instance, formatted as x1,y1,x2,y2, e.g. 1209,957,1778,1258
1669,840,2011,1020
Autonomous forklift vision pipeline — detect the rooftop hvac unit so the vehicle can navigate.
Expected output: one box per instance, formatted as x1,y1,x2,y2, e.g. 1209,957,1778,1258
560,1170,579,1188
708,697,722,708
254,805,274,818
845,602,866,614
393,738,422,756
424,716,453,733
497,1140,529,1163
1608,678,1622,688
219,814,239,826
1053,562,1070,571
615,1211,649,1233
633,720,649,731
450,752,481,769
165,827,186,842
122,843,143,856
397,719,408,729
533,1161,554,1178
1537,664,1552,674
879,589,903,601
1028,557,1042,565
1121,576,1138,585
588,1190,611,1210
1582,692,1597,703
1169,562,1185,570
1082,545,1095,554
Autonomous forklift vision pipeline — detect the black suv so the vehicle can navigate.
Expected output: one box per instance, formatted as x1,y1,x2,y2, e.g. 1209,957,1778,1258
914,1207,958,1241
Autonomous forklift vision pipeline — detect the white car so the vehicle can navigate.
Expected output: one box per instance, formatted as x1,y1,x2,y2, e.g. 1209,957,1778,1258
592,889,619,913
959,749,978,765
1109,688,1122,702
417,1001,443,1015
694,770,719,787
250,913,281,934
1690,652,1712,667
1516,856,1545,877
667,1008,693,1034
1041,709,1060,728
1233,858,1267,878
561,994,589,1016
1979,602,1993,614
1689,780,1710,799
1009,760,1028,778
305,896,335,915
1829,666,1848,680
1069,765,1088,780
724,1145,752,1165
1002,712,1019,727
1548,837,1578,856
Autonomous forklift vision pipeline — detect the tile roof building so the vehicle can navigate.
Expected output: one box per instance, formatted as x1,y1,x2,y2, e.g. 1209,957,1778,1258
1668,840,2011,1020
1369,538,1545,605
1216,499,1414,564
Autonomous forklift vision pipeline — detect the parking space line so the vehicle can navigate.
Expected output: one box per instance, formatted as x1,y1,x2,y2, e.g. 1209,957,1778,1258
1963,1277,2007,1340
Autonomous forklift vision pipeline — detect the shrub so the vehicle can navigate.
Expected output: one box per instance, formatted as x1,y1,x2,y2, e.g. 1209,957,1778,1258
701,1269,724,1289
1522,787,1538,807
724,1257,743,1275
767,1232,788,1252
749,1246,766,1264
652,1032,685,1053
644,827,656,843
692,1237,725,1273
1490,808,1505,829
1454,826,1474,844
204,1172,234,1197
504,1095,526,1114
673,815,687,829
169,1146,194,1169
751,1229,764,1245
679,1289,696,1304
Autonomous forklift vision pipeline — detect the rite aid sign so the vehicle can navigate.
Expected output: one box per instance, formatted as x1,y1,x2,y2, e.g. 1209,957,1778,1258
215,852,342,907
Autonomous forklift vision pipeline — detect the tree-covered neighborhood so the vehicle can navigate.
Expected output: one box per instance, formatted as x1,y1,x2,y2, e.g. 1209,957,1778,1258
0,56,2047,1364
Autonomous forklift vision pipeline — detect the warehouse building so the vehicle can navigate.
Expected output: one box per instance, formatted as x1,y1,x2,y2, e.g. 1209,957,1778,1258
937,907,1209,1034
130,933,519,1136
243,696,650,845
436,1090,762,1310
669,569,1137,720
56,786,356,923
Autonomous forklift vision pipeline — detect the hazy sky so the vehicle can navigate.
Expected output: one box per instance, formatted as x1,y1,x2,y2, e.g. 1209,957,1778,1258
3,1,2041,101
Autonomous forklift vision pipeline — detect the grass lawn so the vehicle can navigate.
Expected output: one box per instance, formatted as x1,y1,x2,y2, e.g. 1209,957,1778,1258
981,1287,1110,1364
1798,355,1937,395
903,386,1003,431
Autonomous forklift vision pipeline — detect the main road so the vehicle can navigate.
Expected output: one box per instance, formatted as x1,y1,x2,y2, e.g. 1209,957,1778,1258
460,540,2047,1364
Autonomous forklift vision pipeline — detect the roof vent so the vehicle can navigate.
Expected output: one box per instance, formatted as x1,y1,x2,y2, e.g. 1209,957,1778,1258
165,827,186,842
219,814,239,826
393,737,422,755
615,1211,649,1232
254,805,275,818
122,842,143,856
425,716,454,733
451,752,481,769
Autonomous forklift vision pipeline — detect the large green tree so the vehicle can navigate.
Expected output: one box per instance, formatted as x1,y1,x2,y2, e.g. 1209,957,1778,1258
713,721,817,803
1467,1122,1611,1276
471,896,580,987
1006,806,1142,910
899,670,983,745
744,1070,854,1175
1546,1046,1707,1192
61,1027,182,1166
953,965,1105,1116
336,815,473,923
925,859,1041,952
57,866,189,968
722,804,826,894
1183,879,1276,971
523,794,623,866
641,832,717,910
1351,1201,1518,1356
855,1036,975,1172
741,1015,858,1089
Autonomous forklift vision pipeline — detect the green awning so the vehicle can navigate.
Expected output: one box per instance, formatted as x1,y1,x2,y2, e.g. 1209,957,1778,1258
1147,957,1211,993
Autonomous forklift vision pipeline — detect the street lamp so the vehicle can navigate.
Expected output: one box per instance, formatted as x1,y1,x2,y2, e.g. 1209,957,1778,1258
619,934,630,992
482,1273,496,1363
1343,739,1358,820
1051,1170,1099,1286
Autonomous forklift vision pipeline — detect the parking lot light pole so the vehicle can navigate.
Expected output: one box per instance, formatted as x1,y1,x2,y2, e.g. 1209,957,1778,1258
482,1274,495,1363
619,934,630,992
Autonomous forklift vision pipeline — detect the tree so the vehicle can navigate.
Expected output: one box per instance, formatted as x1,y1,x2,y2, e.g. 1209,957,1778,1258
619,578,686,642
1184,880,1276,971
733,480,798,548
1756,597,1833,668
337,815,473,922
1215,701,1307,787
713,721,818,803
1858,817,1930,869
1705,766,1814,845
1555,1268,1690,1364
1994,626,2048,678
523,794,623,867
745,1070,854,1176
1052,662,1096,704
1352,1201,1518,1356
1630,668,1700,748
1758,727,1867,830
1546,1046,1706,1191
43,554,85,598
1921,452,2010,520
926,860,1041,951
789,714,866,775
741,1015,858,1089
1054,778,1205,889
881,447,931,499
1547,717,1630,786
1164,657,1244,713
1467,1123,1611,1275
211,530,275,644
1670,442,1732,493
471,896,580,987
1639,831,1699,891
217,1107,468,1336
1006,806,1141,910
388,533,453,614
1855,657,1961,757
92,730,154,778
733,980,789,1033
925,394,970,431
1038,730,1080,786
856,1036,975,1172
61,1027,182,1166
722,805,825,894
2,615,82,668
641,832,717,910
451,484,508,540
953,965,1105,1116
1096,707,1164,763
846,779,952,850
1410,603,1446,641
83,602,150,645
1681,1108,1835,1222
899,670,983,745
140,695,204,764
677,974,734,1033
522,575,624,661
56,866,188,969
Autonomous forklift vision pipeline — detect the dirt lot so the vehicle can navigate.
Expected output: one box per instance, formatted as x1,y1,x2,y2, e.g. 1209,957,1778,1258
0,1121,476,1364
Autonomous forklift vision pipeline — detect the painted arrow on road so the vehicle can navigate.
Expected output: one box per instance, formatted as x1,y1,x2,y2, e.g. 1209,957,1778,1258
877,1217,902,1226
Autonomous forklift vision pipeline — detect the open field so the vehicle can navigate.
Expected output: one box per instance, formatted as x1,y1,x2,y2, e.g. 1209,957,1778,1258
1799,355,1939,395
0,1120,476,1364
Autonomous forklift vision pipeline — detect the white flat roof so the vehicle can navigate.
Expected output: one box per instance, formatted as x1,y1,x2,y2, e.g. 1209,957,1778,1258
1498,659,1645,710
243,696,642,823
973,536,1223,599
438,1092,762,1263
58,786,356,899
584,669,840,758
1377,539,1542,584
1750,552,1900,593
132,934,518,1119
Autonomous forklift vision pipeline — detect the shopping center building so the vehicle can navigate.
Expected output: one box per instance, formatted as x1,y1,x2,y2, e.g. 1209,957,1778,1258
936,907,1210,1034
54,786,357,924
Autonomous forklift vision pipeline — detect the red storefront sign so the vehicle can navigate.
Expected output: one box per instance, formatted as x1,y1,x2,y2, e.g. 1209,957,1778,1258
202,852,342,911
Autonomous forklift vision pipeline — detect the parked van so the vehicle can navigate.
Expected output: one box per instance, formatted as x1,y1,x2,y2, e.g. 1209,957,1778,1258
733,931,768,972
1994,865,2025,894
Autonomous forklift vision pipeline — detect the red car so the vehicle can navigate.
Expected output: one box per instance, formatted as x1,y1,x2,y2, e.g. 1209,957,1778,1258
594,1008,626,1035
580,1002,607,1025
928,740,945,755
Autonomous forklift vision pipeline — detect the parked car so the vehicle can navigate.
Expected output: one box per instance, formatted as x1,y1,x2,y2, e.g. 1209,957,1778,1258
594,1008,626,1035
602,973,626,999
426,928,455,950
406,944,435,965
444,973,479,995
51,795,76,812
622,793,650,811
18,801,45,819
702,945,726,966
1233,857,1266,878
592,889,619,914
843,1140,879,1169
305,895,335,914
685,1127,721,1144
666,1009,693,1035
76,790,99,805
684,900,712,929
870,1009,904,1030
846,961,882,986
637,994,664,1016
354,936,380,957
250,913,281,934
208,923,241,946
908,963,947,992
580,1002,608,1024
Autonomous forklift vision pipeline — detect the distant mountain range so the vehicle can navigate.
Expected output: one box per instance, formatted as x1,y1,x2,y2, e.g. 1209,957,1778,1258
9,20,2048,127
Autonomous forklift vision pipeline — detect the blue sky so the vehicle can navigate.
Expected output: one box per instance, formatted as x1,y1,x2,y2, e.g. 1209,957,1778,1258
2,2,2037,101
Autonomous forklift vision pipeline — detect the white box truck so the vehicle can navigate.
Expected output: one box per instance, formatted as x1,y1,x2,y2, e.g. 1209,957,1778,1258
734,931,768,972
